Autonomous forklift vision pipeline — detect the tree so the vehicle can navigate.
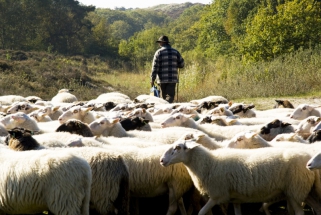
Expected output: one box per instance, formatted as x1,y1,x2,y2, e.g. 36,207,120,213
241,0,321,61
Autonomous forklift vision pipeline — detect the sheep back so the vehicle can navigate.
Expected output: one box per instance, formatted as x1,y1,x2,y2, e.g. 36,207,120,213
0,148,91,215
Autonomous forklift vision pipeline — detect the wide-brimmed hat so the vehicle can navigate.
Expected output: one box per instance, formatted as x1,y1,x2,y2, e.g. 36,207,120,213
156,36,170,44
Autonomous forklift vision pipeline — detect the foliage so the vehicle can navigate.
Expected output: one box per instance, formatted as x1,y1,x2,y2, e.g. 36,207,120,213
240,0,321,61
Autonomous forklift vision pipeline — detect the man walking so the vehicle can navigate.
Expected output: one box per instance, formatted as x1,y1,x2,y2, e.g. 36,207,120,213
150,35,184,103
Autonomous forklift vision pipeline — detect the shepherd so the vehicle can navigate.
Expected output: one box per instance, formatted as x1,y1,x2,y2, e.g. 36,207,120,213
150,35,185,103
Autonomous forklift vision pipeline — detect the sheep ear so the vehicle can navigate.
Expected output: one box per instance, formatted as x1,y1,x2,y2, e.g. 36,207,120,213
281,122,291,127
184,141,200,150
86,107,94,112
111,118,120,124
188,114,196,119
194,133,205,141
228,101,233,106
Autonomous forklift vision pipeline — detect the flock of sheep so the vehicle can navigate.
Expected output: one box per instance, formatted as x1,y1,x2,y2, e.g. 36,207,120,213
2,89,321,215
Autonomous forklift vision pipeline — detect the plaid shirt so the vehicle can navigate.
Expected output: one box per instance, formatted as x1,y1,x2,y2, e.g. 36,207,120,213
151,44,184,83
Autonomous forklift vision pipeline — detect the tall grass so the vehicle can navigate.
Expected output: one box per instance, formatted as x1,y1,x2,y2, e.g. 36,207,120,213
0,48,320,103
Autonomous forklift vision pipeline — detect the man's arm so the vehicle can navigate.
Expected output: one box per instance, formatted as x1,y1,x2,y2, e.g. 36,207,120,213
150,51,161,87
177,52,185,68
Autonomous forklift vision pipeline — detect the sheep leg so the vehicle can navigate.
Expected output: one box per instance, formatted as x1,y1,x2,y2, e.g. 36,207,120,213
166,186,179,215
306,194,321,215
198,198,216,215
233,203,242,215
258,202,273,215
287,199,304,215
178,197,187,215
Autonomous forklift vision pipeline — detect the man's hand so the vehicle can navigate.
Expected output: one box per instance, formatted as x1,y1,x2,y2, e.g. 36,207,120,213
150,82,154,87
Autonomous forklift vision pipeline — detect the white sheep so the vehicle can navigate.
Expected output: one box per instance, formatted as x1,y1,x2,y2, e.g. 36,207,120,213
32,132,89,147
290,104,321,120
307,150,321,171
189,95,228,105
38,104,64,120
89,116,206,144
207,106,234,117
160,140,321,215
96,92,131,101
29,110,52,122
160,113,262,140
51,89,78,103
228,102,256,118
103,144,194,215
0,123,8,137
127,107,154,122
271,132,307,143
3,134,130,215
0,95,27,105
56,147,130,215
0,112,41,133
258,119,296,141
0,147,92,215
134,94,169,104
58,105,102,124
6,101,41,114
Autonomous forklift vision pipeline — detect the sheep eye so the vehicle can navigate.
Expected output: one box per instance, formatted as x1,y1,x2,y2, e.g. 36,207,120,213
237,137,243,142
73,110,78,113
176,116,181,119
302,107,306,110
21,105,25,108
100,121,105,125
174,145,181,150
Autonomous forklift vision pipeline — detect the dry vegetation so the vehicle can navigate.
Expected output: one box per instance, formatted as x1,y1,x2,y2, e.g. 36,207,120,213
0,49,321,111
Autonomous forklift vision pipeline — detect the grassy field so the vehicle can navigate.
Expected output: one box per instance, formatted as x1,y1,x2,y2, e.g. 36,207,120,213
1,48,321,108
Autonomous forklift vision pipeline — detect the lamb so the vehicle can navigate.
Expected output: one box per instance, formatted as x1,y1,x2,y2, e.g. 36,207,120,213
290,104,321,120
274,99,295,108
55,119,94,137
0,147,92,215
160,139,321,215
51,88,78,103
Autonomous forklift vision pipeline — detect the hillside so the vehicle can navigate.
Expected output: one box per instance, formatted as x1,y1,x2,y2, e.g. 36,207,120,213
146,2,205,19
